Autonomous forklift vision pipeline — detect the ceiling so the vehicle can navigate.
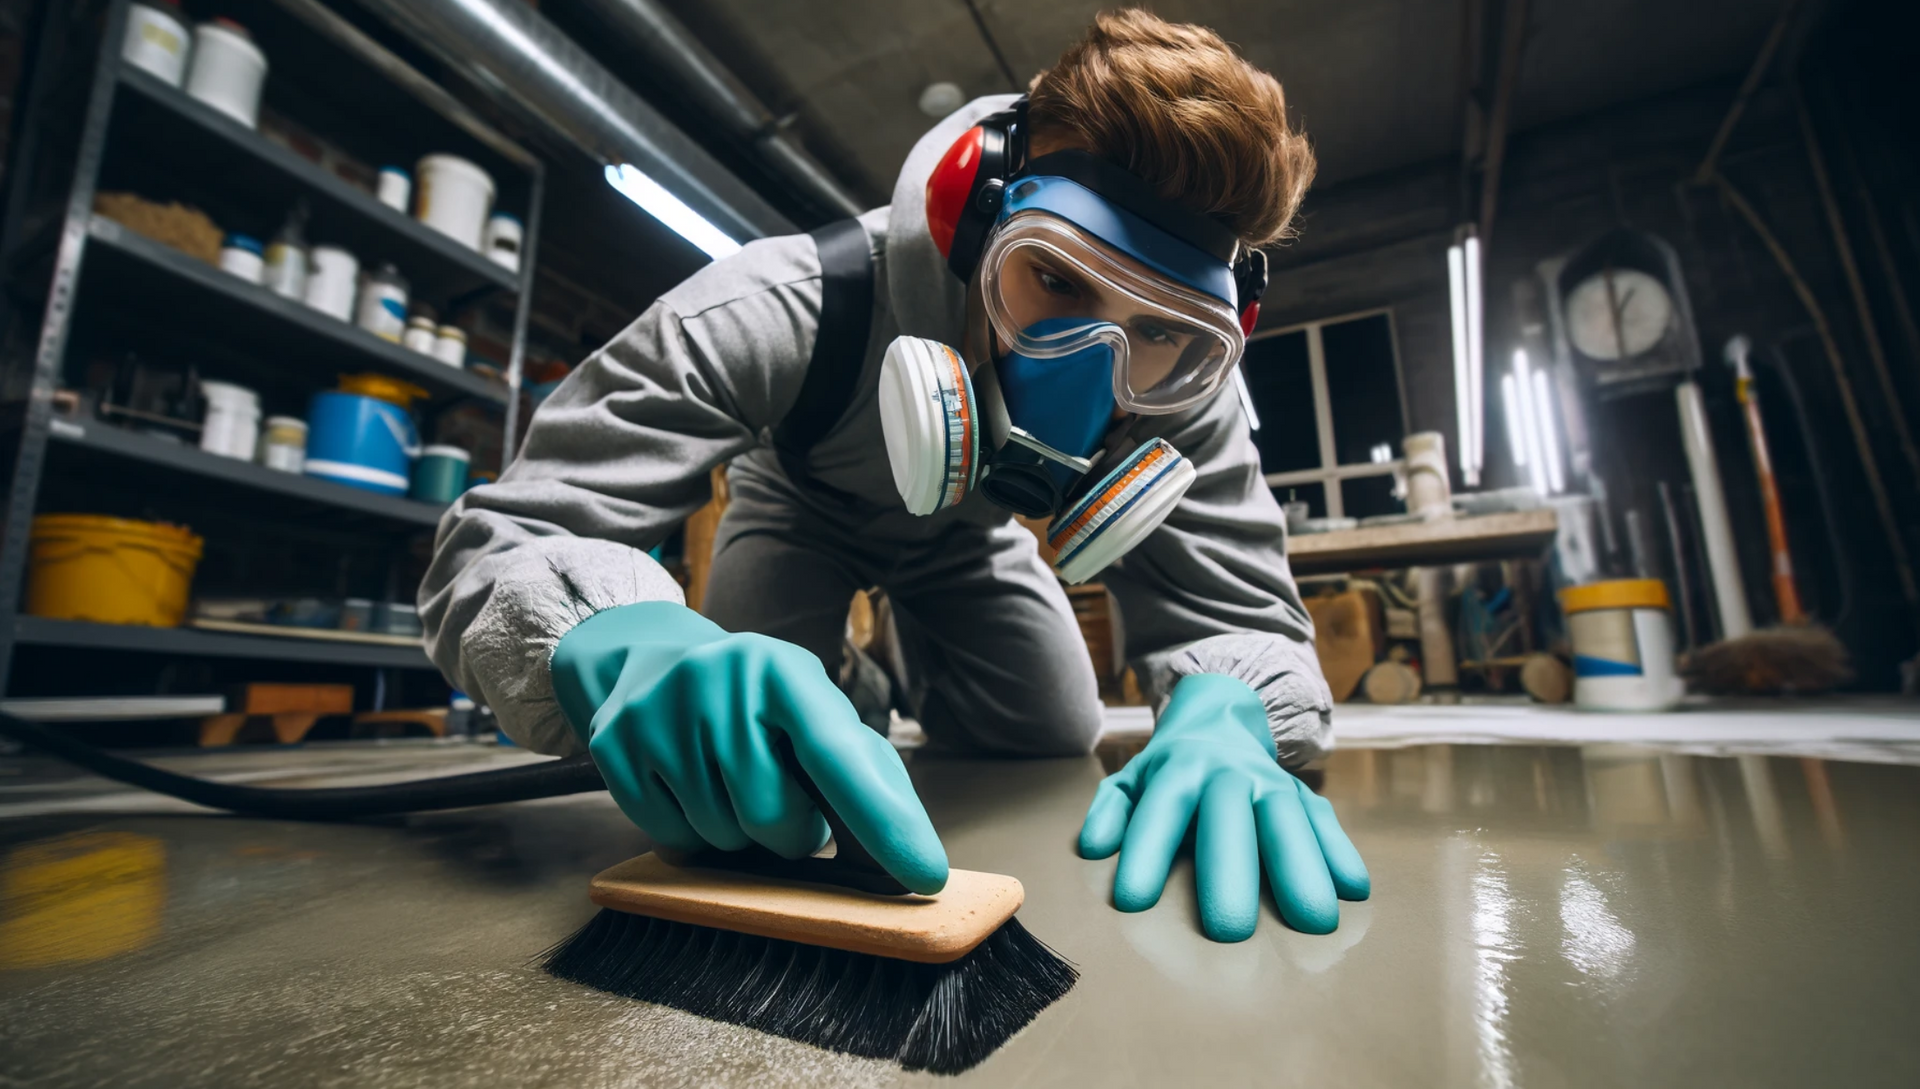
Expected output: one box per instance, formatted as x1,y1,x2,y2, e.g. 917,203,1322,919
640,0,1793,208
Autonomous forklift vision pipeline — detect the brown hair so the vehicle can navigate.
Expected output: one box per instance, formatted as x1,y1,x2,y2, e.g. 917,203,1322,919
1027,9,1315,246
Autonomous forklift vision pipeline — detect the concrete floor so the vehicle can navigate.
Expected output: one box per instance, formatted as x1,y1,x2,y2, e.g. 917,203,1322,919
2,706,1918,1087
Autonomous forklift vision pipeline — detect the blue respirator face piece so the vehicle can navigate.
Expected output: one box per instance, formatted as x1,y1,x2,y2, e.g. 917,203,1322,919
878,319,1197,585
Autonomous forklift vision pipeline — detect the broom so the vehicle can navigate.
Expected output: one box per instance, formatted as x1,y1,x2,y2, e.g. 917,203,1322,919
0,712,1076,1074
1685,338,1854,696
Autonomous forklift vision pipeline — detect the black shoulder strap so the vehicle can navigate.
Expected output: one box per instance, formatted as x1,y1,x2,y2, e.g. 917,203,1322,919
773,218,875,493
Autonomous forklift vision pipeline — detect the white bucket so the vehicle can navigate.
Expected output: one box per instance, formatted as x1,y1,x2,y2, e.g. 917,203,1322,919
415,155,494,250
483,213,523,272
304,245,358,322
184,19,267,129
1560,579,1684,712
123,3,191,87
199,379,261,461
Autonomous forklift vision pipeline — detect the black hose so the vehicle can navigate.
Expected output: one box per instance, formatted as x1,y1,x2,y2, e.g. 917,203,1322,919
0,711,605,820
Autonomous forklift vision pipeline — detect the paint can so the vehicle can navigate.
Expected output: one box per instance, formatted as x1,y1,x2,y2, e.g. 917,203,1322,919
432,325,467,368
1559,579,1684,712
303,245,357,321
339,598,375,632
403,315,437,355
197,379,260,461
184,18,267,129
410,445,470,504
218,233,264,284
355,263,409,342
257,415,306,473
415,154,494,250
122,2,190,87
26,515,203,628
376,167,411,214
482,213,522,272
304,391,419,496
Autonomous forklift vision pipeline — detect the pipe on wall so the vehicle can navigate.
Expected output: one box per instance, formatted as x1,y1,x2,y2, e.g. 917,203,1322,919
354,0,793,242
574,0,864,219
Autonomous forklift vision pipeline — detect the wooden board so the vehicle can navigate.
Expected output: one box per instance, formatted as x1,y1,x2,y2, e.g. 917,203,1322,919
589,852,1024,964
1304,588,1384,702
189,618,423,647
1287,509,1557,575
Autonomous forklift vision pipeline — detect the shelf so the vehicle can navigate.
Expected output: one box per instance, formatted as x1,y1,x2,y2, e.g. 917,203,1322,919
80,214,505,405
13,616,436,670
43,417,448,529
112,65,519,302
1287,509,1560,575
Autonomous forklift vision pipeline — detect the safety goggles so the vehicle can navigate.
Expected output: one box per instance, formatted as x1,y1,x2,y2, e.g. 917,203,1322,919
975,177,1247,415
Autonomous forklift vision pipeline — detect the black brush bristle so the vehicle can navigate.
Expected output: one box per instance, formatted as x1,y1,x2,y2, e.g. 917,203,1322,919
540,910,1077,1074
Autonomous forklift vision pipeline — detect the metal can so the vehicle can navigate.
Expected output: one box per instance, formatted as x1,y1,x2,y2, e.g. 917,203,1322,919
355,263,409,342
402,315,437,355
432,325,467,368
257,416,307,473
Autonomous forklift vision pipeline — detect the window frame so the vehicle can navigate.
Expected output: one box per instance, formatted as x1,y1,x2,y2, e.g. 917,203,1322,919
1248,306,1410,519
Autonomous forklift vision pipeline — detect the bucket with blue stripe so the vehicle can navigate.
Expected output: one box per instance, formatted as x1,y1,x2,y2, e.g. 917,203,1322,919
304,391,419,495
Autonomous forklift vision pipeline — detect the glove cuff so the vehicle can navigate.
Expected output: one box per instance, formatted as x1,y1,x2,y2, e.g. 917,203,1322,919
550,601,727,745
1164,674,1277,759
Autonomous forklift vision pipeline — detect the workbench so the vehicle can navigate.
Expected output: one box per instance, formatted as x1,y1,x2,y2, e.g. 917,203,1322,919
1287,508,1558,575
2,736,1915,1086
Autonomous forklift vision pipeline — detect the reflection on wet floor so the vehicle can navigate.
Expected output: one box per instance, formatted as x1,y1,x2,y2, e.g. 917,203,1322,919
0,741,1916,1087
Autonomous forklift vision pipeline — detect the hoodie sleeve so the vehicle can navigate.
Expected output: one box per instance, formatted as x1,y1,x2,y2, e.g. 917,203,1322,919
418,233,826,755
1099,388,1335,768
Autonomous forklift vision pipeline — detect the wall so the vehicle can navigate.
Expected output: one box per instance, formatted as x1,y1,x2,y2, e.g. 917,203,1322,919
1259,2,1920,686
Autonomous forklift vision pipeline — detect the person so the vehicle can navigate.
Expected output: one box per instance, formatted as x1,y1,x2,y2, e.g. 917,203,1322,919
421,9,1369,942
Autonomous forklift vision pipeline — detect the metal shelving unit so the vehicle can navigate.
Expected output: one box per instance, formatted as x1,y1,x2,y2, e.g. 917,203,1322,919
0,0,544,693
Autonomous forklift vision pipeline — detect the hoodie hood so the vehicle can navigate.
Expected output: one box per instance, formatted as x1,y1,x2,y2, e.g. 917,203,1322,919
885,94,1022,346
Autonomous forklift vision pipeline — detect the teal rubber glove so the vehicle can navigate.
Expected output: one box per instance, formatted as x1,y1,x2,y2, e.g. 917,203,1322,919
1078,674,1370,941
551,601,948,894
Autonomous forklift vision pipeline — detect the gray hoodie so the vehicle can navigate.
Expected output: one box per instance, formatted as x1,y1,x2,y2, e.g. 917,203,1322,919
418,96,1334,764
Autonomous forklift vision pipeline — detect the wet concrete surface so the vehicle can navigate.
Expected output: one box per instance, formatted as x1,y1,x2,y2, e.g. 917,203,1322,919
1,737,1917,1087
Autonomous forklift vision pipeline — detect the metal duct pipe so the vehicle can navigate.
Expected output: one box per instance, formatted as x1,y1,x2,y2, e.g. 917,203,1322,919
575,0,864,219
354,0,792,242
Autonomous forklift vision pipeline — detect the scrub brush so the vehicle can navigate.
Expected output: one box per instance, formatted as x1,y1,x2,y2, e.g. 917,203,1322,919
542,739,1076,1075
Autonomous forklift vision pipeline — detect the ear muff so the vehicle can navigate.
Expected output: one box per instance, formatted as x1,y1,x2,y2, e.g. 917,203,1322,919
878,336,982,515
1047,438,1196,584
924,101,1025,281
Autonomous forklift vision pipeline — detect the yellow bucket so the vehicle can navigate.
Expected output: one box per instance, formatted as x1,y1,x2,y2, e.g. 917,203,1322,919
26,514,204,627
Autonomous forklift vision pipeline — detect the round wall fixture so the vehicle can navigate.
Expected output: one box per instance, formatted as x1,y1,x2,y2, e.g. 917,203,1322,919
919,81,966,118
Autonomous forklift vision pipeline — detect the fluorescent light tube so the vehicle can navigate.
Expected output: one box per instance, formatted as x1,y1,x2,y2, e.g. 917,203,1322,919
1532,366,1565,494
604,163,742,260
1512,349,1548,495
1447,242,1473,484
1463,234,1485,482
1501,371,1528,467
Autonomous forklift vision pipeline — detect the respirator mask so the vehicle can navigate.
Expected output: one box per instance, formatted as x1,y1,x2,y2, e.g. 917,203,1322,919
880,106,1267,583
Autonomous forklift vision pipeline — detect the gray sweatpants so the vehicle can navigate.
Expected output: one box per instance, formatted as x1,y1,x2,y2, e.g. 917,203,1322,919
701,464,1104,757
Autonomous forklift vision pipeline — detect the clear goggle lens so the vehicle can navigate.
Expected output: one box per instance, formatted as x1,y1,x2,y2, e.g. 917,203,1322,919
979,213,1245,414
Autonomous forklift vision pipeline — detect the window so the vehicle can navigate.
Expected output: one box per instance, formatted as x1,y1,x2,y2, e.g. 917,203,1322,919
1241,310,1409,519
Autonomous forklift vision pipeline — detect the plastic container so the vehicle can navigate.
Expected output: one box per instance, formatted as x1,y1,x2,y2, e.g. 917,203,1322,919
184,18,267,129
257,415,306,473
482,213,522,272
355,263,409,342
122,2,191,87
198,379,260,460
415,154,494,250
376,167,412,214
338,372,428,407
432,325,467,368
304,389,420,496
304,245,357,321
410,444,470,504
263,204,309,301
25,514,204,627
218,233,264,284
1560,579,1684,712
402,315,437,355
374,602,422,638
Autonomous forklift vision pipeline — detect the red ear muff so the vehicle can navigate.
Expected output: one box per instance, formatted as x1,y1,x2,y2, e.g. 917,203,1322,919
1238,303,1260,338
926,126,987,261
